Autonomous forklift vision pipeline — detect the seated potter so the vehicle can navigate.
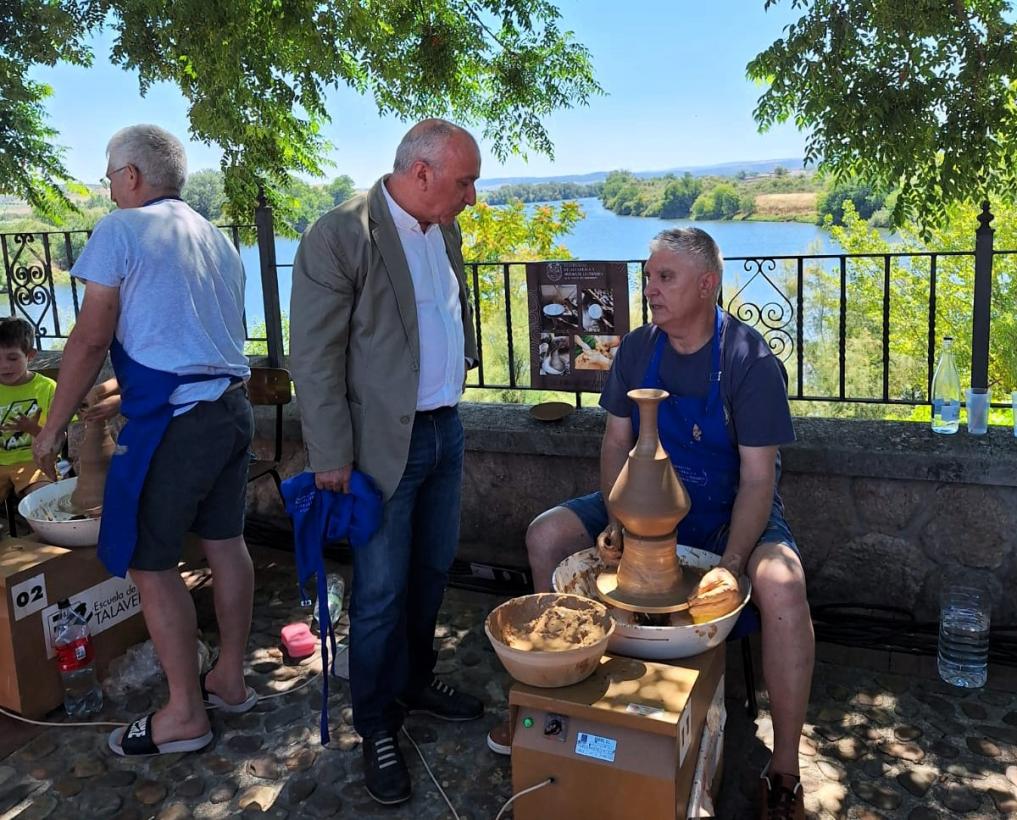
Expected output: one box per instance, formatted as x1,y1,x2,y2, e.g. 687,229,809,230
499,228,813,820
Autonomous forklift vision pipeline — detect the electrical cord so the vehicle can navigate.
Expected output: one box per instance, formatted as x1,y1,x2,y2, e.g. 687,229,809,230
493,777,555,820
400,725,461,820
0,671,320,729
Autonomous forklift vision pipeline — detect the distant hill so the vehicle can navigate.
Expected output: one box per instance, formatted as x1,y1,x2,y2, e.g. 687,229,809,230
477,158,805,190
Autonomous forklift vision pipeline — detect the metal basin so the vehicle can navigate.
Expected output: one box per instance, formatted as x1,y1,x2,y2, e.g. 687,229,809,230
552,546,751,660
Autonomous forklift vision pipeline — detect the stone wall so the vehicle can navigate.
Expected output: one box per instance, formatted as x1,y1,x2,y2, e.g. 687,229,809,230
251,401,1017,624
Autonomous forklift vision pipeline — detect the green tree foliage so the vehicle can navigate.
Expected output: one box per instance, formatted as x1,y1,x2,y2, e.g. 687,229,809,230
2,1,103,218
177,169,356,229
658,174,702,218
326,176,356,206
181,169,226,220
459,199,583,402
817,181,887,225
690,183,740,220
600,169,822,221
482,181,602,205
460,199,582,263
600,171,644,215
6,0,601,223
749,1,1017,232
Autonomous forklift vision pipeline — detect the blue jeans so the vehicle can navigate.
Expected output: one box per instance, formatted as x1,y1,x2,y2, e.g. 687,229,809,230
348,406,464,738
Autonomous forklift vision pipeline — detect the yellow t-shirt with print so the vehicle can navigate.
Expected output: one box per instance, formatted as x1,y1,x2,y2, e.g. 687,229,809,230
0,373,57,466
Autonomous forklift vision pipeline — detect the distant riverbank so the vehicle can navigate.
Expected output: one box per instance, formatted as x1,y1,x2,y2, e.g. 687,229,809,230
539,197,841,260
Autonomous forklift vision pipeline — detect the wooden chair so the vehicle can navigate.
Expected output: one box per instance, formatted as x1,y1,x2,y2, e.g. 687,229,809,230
246,367,292,504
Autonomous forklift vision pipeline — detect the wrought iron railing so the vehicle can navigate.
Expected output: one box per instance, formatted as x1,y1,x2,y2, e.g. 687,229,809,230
464,243,1007,407
0,201,1005,408
0,223,260,348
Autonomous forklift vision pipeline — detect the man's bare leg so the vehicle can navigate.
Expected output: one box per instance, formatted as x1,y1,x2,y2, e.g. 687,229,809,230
131,568,210,744
747,541,814,776
525,506,594,593
199,535,254,704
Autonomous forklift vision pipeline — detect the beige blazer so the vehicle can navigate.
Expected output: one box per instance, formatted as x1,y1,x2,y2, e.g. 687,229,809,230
288,178,478,499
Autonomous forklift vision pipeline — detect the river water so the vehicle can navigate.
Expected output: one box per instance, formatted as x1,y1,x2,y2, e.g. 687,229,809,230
235,197,843,328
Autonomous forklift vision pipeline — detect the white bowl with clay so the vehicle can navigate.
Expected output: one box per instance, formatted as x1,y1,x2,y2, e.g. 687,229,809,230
19,477,101,548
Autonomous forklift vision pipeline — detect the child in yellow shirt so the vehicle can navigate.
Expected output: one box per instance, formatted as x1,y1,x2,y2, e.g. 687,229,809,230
0,317,57,499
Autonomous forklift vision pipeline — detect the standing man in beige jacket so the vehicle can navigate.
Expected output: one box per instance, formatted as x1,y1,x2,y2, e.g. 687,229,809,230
289,119,482,806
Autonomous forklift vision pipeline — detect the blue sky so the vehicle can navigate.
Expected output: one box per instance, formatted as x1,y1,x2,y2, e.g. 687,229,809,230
32,0,807,188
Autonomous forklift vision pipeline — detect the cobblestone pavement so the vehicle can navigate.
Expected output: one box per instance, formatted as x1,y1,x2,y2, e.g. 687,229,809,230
1,548,1016,819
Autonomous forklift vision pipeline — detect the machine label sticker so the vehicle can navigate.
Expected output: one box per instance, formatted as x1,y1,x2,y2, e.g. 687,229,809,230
678,703,693,767
10,573,47,621
625,702,665,719
575,731,617,763
41,574,141,658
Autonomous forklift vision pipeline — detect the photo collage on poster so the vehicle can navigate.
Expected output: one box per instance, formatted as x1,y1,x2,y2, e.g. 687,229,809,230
526,261,630,392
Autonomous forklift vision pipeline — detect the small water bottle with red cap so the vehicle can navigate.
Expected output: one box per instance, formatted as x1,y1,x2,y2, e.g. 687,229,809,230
53,600,103,717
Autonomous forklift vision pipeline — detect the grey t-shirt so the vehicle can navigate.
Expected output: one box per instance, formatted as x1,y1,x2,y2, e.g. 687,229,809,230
71,199,250,407
600,313,795,448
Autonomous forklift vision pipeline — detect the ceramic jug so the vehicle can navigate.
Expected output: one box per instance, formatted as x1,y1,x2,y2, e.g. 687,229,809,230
607,388,690,537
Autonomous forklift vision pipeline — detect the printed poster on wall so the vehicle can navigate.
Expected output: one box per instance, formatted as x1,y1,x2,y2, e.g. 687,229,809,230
526,261,630,392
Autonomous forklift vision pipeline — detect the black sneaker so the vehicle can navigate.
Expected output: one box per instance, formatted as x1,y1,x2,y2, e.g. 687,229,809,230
399,677,484,722
363,731,411,805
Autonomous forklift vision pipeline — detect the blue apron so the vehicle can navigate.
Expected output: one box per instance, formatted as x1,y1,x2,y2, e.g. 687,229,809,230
634,307,739,547
633,307,759,636
280,470,383,746
98,338,234,577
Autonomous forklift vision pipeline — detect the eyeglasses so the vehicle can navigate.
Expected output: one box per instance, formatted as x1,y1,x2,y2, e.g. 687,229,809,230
100,165,131,187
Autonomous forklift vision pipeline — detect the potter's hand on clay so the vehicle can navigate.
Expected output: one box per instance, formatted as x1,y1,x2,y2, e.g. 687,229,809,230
595,521,623,567
688,566,741,624
316,464,352,494
80,394,121,423
32,425,66,481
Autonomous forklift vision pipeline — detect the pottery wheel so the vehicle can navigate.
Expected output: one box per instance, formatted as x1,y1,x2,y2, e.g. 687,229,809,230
595,566,706,614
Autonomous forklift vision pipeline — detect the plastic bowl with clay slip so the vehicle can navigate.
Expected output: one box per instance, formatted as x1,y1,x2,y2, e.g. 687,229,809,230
530,402,574,422
485,593,615,688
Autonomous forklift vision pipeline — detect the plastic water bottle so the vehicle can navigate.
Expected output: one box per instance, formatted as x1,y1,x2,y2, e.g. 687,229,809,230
53,600,103,717
938,586,990,688
931,336,961,434
312,574,345,633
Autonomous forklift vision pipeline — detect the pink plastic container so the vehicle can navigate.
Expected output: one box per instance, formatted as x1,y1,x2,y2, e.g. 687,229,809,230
281,623,316,659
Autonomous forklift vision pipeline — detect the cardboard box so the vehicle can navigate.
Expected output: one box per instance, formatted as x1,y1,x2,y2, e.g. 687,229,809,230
509,645,724,820
0,538,147,718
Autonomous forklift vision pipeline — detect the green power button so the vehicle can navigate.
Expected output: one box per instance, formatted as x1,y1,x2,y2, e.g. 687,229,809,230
523,716,534,728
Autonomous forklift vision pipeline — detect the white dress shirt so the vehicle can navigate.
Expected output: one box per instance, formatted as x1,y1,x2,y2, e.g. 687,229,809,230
382,182,466,411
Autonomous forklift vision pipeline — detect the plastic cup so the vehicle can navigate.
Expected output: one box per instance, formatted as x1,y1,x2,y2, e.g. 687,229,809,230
1012,391,1017,438
965,388,991,435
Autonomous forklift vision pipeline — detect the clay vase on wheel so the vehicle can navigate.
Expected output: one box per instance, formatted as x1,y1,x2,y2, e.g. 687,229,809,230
70,420,115,515
605,388,691,606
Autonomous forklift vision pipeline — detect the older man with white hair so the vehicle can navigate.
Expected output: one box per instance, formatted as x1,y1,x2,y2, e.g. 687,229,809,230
34,124,256,757
290,118,483,805
517,227,814,820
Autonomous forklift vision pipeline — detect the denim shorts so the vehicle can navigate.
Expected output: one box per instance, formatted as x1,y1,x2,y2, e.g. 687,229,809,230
562,490,800,558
